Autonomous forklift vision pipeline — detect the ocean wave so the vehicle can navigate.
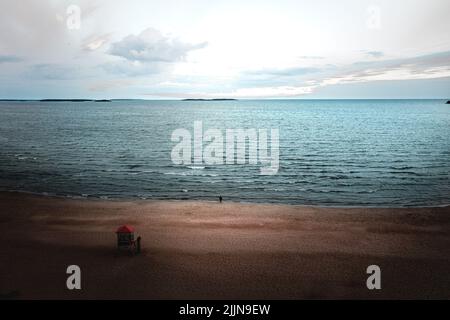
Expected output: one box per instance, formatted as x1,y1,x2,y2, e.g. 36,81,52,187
164,171,219,177
388,166,415,170
187,166,205,170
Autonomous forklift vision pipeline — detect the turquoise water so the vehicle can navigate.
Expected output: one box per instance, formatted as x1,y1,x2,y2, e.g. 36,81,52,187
0,99,449,207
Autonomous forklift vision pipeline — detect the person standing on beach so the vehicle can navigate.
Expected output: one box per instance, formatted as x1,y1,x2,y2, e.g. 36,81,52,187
136,236,141,254
219,195,223,203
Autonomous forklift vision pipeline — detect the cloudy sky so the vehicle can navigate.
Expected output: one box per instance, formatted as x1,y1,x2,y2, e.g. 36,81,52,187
0,0,449,99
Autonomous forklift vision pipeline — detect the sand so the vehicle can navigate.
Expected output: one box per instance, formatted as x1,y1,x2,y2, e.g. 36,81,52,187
0,192,449,299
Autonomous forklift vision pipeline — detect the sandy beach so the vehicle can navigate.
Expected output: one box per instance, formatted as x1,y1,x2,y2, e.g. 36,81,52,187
0,191,449,299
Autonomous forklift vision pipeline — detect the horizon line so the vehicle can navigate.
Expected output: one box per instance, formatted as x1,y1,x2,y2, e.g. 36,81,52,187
0,98,449,101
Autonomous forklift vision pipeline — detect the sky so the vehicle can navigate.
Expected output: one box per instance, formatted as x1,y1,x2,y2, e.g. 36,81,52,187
0,0,449,99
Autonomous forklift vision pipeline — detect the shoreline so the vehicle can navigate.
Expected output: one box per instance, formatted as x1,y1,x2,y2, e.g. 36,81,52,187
1,191,449,299
1,190,449,209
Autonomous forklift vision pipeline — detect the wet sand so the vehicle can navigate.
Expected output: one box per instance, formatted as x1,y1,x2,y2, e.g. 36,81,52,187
0,192,449,299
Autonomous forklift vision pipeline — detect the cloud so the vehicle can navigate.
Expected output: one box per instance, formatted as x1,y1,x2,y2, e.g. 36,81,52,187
1,1,449,99
321,66,450,86
0,55,22,63
261,51,450,97
83,33,112,51
232,66,329,88
145,84,316,99
109,28,207,63
298,55,324,60
88,79,134,92
152,50,450,98
331,51,450,83
215,85,316,98
104,27,207,77
102,60,168,76
28,64,85,80
245,67,321,77
286,52,450,96
366,51,384,58
0,1,95,59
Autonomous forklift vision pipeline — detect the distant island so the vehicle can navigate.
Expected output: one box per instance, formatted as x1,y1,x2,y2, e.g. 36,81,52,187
39,99,112,102
182,98,238,101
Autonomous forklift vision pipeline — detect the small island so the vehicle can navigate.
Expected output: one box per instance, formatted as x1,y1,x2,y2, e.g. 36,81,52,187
182,98,238,101
39,99,112,102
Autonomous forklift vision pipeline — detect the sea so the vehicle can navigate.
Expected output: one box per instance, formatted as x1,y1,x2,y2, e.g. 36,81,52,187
0,99,449,207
